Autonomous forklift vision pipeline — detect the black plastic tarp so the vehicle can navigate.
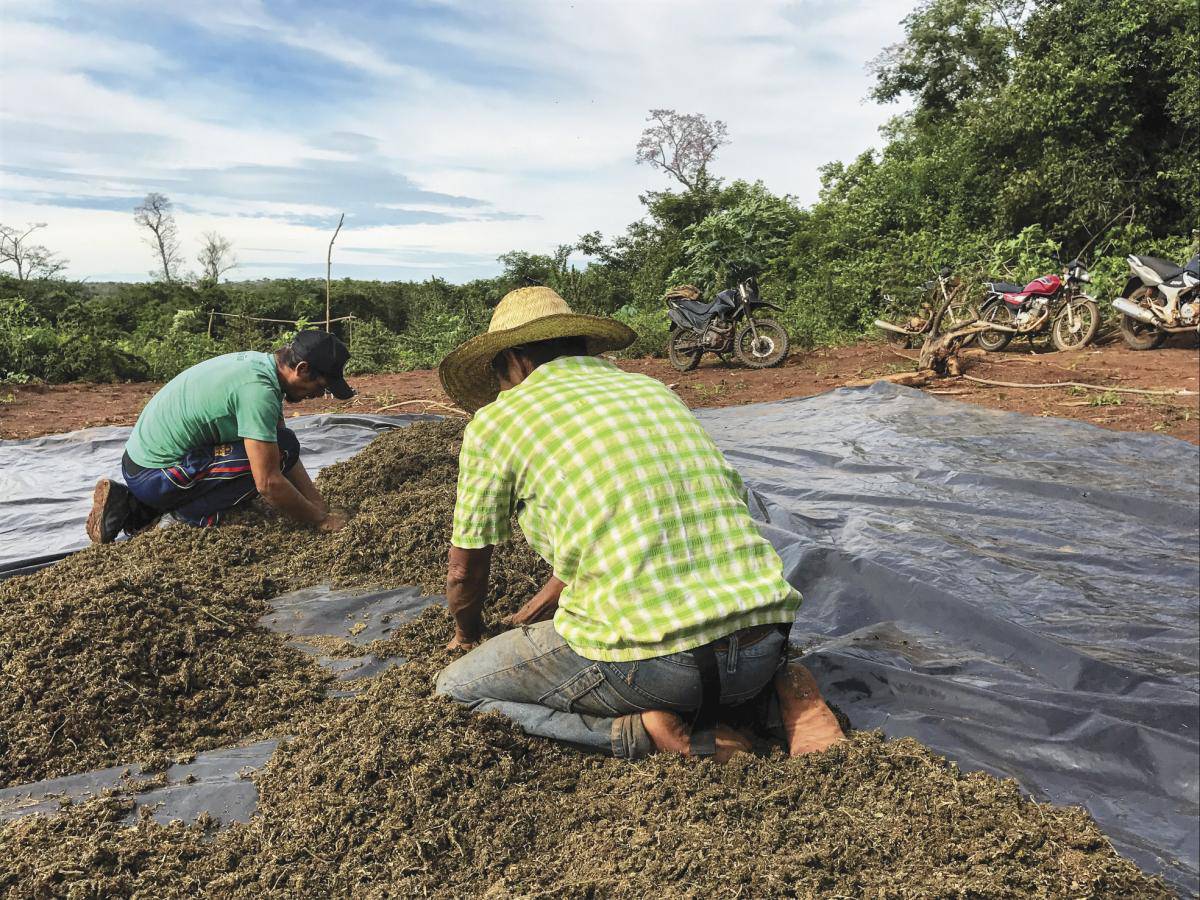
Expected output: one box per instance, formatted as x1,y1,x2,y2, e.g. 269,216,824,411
0,387,1196,893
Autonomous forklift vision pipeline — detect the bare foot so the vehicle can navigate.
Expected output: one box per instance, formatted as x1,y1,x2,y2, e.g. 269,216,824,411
775,662,846,756
712,724,754,763
640,710,753,763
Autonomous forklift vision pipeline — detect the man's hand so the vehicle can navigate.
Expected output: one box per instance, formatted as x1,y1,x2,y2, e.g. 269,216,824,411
502,575,565,626
318,507,350,533
246,439,326,525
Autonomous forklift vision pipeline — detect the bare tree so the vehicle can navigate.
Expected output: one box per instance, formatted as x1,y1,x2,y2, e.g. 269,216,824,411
196,231,238,286
635,109,729,192
0,223,68,281
134,192,184,283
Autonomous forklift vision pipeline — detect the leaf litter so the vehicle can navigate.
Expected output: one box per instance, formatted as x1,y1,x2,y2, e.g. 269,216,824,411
0,420,1171,896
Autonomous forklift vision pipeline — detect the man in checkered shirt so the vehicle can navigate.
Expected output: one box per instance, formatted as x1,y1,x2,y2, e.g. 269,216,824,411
435,287,844,760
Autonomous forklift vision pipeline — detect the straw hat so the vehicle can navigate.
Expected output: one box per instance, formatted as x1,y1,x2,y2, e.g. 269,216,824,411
439,286,636,412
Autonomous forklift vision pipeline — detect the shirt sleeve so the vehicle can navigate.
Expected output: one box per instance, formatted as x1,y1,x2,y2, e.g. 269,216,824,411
451,418,514,548
727,463,751,506
233,383,281,443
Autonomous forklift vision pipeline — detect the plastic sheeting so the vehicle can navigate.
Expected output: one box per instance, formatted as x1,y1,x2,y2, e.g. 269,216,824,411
0,388,1196,893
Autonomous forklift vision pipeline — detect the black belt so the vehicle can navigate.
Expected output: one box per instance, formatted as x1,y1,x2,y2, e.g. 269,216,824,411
121,451,147,475
689,623,789,756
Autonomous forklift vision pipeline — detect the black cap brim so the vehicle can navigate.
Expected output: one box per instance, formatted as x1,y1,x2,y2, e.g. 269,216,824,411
326,376,355,400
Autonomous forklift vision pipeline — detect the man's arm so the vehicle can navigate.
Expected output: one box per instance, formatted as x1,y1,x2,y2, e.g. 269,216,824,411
284,458,327,510
245,438,344,530
446,545,493,651
503,575,565,626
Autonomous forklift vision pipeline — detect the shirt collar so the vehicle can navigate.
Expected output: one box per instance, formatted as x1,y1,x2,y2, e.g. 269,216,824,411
519,354,615,389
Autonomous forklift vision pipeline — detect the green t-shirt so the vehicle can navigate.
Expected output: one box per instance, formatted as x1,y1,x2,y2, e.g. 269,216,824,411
125,352,284,468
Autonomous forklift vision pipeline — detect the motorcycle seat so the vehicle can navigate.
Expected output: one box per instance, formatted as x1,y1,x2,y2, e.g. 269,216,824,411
986,281,1024,294
1136,256,1188,280
671,297,728,318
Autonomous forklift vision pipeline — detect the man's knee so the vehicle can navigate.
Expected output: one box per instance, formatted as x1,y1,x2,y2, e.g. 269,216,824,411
435,657,473,703
276,426,301,472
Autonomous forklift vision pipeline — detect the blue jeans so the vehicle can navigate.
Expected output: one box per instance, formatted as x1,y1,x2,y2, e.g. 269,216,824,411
435,621,787,758
121,426,300,527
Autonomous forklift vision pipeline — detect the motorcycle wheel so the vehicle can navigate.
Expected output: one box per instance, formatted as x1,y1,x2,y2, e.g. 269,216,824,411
881,325,913,349
944,298,980,330
977,302,1015,352
1051,299,1100,352
734,319,789,368
1117,287,1167,351
667,326,703,371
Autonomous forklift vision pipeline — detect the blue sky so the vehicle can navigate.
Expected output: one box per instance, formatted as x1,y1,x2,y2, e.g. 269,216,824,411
0,0,911,282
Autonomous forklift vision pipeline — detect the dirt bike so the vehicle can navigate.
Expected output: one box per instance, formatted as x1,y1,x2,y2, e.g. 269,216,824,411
1111,253,1200,350
874,267,978,348
977,260,1099,352
665,278,789,371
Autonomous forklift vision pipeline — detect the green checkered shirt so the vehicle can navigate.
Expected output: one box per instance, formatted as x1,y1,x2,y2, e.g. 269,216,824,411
450,356,800,662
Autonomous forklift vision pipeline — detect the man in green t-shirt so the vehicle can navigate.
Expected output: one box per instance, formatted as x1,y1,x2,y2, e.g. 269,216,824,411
86,330,355,542
434,287,845,762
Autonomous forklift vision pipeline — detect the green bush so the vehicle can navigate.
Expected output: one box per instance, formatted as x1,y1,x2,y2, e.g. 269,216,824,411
135,331,223,381
612,304,669,358
0,297,45,381
346,320,405,374
44,331,149,383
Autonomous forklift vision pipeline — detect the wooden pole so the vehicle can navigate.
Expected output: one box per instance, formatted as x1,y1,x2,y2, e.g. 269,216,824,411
326,213,344,332
207,310,214,339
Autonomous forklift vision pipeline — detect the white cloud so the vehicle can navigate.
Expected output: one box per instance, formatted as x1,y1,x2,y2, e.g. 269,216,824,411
0,0,913,282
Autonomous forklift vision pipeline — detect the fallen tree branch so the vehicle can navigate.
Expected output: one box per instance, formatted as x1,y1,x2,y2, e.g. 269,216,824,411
845,369,938,388
961,376,1197,397
374,398,470,416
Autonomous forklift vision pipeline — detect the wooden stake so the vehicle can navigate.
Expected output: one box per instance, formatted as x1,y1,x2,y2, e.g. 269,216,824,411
326,213,344,333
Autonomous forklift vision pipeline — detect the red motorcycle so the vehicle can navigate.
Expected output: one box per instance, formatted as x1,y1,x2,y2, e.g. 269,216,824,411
977,260,1099,352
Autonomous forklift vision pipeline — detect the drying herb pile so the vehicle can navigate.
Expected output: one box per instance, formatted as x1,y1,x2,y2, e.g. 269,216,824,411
0,420,1171,896
0,420,544,786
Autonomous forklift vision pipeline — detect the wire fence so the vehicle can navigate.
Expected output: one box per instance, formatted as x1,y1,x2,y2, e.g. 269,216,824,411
205,310,358,341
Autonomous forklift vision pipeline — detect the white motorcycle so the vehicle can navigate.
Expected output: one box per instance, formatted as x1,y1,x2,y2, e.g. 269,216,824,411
1112,253,1200,350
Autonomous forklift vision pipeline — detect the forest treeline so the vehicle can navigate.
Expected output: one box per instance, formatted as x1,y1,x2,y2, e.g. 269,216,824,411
1,0,1194,383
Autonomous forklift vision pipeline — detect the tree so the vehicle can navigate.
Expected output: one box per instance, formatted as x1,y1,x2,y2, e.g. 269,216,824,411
870,0,1021,121
635,109,729,192
196,231,237,286
0,223,67,281
134,193,183,283
669,182,802,290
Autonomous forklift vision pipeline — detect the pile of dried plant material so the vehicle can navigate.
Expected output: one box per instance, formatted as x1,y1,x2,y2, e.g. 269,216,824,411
0,419,1171,896
0,420,547,786
0,529,329,787
0,653,1171,897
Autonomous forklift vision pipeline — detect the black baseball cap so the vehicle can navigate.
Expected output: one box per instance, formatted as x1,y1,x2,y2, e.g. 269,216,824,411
292,330,355,399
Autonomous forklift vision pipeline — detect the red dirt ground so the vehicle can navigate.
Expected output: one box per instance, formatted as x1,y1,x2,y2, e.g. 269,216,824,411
2,333,1197,444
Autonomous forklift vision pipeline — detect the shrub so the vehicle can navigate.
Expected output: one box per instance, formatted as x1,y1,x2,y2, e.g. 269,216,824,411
612,304,669,358
346,320,405,375
44,331,149,383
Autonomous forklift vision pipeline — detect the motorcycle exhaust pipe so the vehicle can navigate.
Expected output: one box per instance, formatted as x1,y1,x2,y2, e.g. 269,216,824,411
1112,298,1157,324
983,309,1050,334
